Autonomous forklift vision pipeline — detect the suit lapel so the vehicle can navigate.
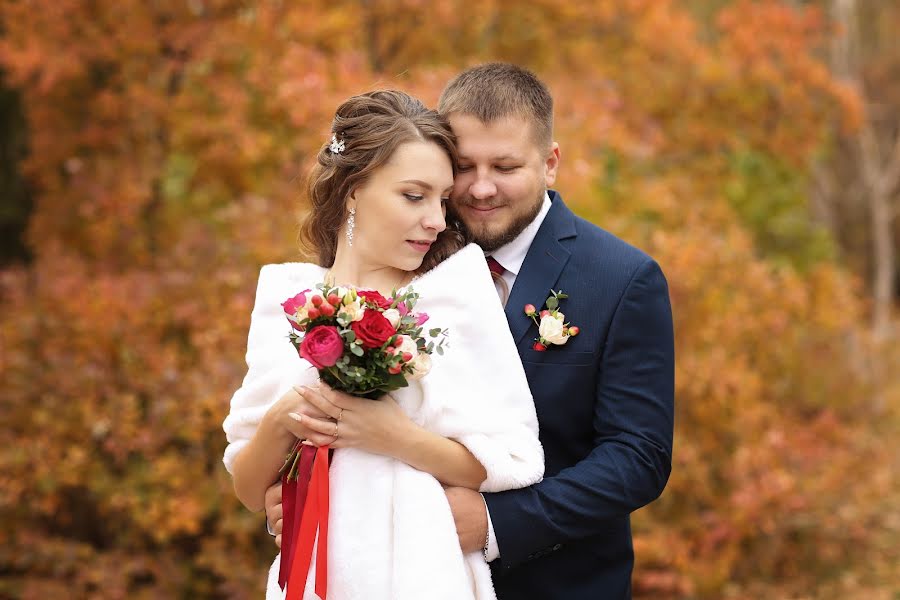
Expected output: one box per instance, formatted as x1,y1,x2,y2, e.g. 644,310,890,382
505,192,578,345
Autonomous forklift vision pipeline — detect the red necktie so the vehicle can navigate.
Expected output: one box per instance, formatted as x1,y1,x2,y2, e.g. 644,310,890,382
486,256,506,277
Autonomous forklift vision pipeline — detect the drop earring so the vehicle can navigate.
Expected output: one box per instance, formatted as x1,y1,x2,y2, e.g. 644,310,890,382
346,207,356,247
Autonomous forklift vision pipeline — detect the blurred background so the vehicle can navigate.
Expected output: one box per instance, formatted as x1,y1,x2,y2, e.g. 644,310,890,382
1,0,898,598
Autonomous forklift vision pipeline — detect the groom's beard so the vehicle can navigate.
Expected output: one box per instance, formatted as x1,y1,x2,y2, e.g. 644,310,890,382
456,189,545,253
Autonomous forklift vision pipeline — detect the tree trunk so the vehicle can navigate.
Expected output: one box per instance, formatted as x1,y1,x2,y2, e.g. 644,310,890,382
869,183,895,340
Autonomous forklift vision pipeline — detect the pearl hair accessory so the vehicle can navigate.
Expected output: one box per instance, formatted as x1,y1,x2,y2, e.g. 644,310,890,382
329,133,345,154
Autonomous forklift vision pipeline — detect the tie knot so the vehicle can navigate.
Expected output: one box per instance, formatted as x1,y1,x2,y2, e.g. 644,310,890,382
486,256,506,277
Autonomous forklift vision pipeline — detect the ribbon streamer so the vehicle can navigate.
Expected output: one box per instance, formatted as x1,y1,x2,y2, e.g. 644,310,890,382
285,445,331,600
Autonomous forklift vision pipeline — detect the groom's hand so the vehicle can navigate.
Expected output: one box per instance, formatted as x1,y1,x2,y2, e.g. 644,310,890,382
444,486,488,554
264,482,283,549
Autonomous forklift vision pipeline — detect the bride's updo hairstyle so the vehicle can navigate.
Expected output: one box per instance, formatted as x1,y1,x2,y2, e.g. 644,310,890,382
299,90,467,272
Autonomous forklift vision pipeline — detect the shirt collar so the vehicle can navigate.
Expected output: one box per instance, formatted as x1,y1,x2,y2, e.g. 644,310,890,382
488,191,552,277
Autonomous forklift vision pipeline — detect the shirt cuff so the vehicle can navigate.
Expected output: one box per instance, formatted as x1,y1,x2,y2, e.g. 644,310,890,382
481,494,500,562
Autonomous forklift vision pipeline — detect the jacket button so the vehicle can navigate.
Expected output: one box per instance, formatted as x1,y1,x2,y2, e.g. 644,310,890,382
552,543,562,551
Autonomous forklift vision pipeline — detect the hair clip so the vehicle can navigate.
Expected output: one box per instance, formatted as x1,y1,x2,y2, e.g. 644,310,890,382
329,133,345,154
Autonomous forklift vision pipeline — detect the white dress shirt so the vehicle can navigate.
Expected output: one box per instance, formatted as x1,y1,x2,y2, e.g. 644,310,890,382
482,191,552,561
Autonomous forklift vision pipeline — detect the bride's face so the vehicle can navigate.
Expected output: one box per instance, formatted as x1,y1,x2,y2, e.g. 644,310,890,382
347,140,453,273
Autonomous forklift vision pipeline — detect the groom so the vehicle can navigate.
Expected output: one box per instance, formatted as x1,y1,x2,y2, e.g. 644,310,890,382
266,63,674,599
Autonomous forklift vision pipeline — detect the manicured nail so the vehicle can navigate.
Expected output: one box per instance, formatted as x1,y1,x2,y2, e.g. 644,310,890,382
301,440,315,446
288,412,302,423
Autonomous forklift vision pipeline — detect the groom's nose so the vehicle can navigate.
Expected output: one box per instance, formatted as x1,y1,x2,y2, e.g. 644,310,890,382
468,174,497,200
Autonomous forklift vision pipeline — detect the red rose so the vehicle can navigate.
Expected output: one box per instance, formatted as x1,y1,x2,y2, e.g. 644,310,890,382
357,289,392,310
350,309,396,349
299,325,344,369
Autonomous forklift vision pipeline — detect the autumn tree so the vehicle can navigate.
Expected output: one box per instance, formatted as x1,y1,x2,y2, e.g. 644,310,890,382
1,1,896,598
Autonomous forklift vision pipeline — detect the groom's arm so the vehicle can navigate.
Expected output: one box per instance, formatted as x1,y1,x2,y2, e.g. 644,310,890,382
485,258,675,570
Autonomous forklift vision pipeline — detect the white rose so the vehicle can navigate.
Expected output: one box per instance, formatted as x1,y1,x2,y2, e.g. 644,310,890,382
382,308,401,328
395,335,418,358
341,300,365,322
408,353,432,380
539,314,569,345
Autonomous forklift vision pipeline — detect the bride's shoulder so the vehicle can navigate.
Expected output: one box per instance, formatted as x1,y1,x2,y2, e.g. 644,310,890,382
259,261,326,281
418,243,488,281
413,243,492,295
255,261,328,297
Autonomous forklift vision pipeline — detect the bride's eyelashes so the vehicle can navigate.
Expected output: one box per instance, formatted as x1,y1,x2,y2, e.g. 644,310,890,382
403,193,425,202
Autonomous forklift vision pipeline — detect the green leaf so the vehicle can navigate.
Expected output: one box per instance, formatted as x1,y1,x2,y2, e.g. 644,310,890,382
546,297,558,310
350,345,364,357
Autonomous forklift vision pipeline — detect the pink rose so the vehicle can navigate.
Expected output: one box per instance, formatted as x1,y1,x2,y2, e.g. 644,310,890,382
415,312,430,326
396,301,409,317
282,289,311,315
299,325,344,369
282,289,311,330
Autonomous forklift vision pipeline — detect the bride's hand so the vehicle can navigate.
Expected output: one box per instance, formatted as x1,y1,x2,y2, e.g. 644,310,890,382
296,384,416,455
262,384,331,445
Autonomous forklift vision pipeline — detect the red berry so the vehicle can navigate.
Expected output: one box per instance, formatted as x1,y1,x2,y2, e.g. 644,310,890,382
307,308,320,320
311,295,323,307
540,310,550,319
385,346,395,355
568,326,580,337
319,303,335,317
402,352,413,362
327,293,341,306
388,364,403,375
524,304,536,316
532,341,547,351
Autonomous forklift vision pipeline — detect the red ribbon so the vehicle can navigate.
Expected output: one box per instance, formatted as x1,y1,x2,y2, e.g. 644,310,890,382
279,442,316,589
284,444,330,600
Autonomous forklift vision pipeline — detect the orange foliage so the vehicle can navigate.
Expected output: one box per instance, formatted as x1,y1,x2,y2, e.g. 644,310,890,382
0,1,896,598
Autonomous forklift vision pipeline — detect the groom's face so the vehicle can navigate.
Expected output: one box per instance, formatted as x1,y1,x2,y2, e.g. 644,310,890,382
448,114,559,253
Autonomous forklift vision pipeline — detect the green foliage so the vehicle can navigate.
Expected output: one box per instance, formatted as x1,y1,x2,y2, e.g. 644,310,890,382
0,1,896,598
724,150,835,270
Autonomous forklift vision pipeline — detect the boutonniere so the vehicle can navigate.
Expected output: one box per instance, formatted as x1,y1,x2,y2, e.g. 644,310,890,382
524,290,580,352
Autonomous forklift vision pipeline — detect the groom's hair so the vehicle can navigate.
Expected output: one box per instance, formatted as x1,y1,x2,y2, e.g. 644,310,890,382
438,63,553,149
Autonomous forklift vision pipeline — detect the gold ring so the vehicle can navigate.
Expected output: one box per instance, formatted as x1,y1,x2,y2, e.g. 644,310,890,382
337,408,344,421
333,421,339,438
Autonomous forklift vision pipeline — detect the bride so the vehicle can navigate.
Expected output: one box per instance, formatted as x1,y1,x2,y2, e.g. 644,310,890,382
222,90,543,600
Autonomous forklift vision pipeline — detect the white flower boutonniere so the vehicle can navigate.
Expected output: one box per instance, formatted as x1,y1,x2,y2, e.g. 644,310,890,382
524,290,580,351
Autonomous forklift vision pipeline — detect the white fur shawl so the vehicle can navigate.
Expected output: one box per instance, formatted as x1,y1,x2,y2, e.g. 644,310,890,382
222,243,543,600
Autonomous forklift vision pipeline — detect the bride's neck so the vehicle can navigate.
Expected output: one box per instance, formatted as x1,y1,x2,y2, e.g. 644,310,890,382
329,250,409,295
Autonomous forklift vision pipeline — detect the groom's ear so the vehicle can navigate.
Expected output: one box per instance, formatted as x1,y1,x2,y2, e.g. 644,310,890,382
544,142,560,187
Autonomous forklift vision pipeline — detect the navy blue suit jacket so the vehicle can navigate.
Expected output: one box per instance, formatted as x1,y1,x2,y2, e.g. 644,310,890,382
486,191,675,600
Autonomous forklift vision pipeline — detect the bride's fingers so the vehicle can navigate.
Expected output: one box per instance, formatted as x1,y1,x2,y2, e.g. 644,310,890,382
297,385,343,420
285,386,329,419
298,414,341,442
318,382,366,411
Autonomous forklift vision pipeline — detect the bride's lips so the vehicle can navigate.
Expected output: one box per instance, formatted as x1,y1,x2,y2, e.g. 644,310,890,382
407,240,434,253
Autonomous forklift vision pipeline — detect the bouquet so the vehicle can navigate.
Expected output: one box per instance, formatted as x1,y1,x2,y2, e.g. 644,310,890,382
277,282,446,600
